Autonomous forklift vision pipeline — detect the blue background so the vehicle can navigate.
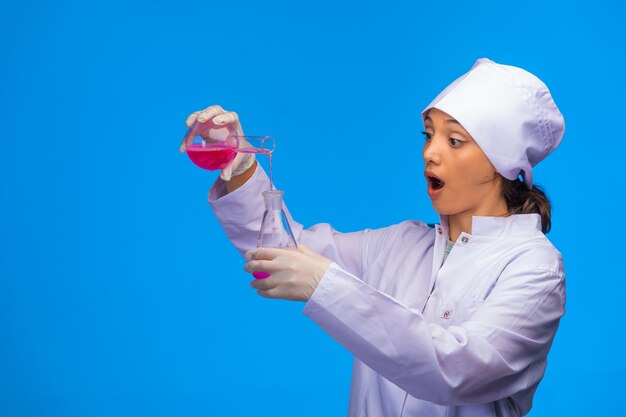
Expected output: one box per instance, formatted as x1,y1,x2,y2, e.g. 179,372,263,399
1,0,624,415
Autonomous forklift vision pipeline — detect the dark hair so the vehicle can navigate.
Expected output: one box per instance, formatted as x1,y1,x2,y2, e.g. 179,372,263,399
502,177,552,234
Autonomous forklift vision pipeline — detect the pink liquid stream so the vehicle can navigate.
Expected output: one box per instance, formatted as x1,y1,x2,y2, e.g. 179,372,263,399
187,143,275,279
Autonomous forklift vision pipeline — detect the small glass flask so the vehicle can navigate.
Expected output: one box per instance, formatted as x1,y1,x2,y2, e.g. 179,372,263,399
253,189,298,279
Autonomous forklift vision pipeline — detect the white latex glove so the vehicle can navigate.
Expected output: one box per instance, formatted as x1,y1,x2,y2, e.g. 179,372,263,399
181,104,256,181
244,245,334,302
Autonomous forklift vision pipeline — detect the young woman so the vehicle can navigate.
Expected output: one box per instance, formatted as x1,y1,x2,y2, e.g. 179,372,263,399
182,58,566,417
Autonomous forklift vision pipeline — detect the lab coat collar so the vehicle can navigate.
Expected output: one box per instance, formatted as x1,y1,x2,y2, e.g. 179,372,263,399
437,213,542,238
426,213,542,310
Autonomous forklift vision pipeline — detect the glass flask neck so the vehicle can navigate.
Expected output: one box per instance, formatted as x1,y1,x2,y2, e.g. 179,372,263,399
262,190,284,210
257,189,298,250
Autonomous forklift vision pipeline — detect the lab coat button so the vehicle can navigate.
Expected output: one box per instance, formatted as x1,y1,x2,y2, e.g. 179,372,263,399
461,236,469,244
437,227,442,234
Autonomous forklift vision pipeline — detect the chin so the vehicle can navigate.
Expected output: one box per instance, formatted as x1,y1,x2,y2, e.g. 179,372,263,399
430,201,457,217
429,199,446,213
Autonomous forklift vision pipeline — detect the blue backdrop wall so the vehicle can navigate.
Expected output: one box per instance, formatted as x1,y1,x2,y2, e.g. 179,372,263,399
1,1,624,416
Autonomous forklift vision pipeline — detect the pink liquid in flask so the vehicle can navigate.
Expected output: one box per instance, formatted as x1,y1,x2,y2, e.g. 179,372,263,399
252,271,270,279
186,143,237,171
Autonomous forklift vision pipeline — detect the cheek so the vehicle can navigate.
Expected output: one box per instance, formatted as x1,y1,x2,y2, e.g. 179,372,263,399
453,153,496,186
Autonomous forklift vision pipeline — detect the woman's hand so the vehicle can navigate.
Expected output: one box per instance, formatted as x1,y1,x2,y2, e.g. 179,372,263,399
181,104,255,181
244,244,334,302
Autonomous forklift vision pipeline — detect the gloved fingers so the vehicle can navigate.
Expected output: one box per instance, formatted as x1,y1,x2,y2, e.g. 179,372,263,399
212,111,244,137
220,166,233,181
250,275,294,299
244,258,288,275
197,105,226,123
212,111,238,125
185,111,202,128
245,247,295,262
181,105,227,152
256,288,274,298
255,286,285,299
180,111,203,152
184,105,225,128
230,152,256,177
219,152,245,181
249,275,280,290
250,273,308,301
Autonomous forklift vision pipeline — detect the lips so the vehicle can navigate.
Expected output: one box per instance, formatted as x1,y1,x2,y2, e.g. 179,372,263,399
425,170,445,197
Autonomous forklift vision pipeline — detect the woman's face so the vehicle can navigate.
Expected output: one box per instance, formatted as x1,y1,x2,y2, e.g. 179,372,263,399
422,108,505,217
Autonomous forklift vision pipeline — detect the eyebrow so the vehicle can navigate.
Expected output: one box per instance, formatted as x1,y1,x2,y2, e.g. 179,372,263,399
424,115,461,125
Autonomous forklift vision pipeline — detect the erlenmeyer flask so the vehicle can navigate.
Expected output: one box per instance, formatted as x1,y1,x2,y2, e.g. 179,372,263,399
253,189,298,279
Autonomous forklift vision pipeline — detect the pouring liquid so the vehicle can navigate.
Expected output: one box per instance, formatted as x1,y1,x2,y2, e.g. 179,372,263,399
186,141,277,280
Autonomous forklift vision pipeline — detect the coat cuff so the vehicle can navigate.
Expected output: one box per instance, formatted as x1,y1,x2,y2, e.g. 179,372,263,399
303,262,368,317
207,163,270,225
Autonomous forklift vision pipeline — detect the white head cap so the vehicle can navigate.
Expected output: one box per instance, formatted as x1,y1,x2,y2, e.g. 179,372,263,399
421,58,565,189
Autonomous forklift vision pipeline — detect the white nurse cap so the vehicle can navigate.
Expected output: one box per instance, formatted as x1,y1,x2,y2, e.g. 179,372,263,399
421,58,565,189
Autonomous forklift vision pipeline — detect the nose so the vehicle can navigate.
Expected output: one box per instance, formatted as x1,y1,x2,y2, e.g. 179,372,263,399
422,136,443,166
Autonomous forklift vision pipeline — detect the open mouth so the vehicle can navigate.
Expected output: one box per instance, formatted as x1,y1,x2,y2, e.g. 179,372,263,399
428,176,445,190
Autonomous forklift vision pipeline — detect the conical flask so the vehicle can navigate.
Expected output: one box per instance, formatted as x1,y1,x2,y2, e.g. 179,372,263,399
253,190,298,279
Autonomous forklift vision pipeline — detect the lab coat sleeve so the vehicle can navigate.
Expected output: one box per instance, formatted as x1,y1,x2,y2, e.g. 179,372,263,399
302,252,565,406
208,163,390,278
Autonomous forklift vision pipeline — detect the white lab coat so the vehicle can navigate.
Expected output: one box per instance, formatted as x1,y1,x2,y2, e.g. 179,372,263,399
208,165,565,417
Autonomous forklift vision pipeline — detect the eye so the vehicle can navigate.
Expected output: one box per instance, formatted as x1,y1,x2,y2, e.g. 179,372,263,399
421,131,433,141
449,137,463,147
